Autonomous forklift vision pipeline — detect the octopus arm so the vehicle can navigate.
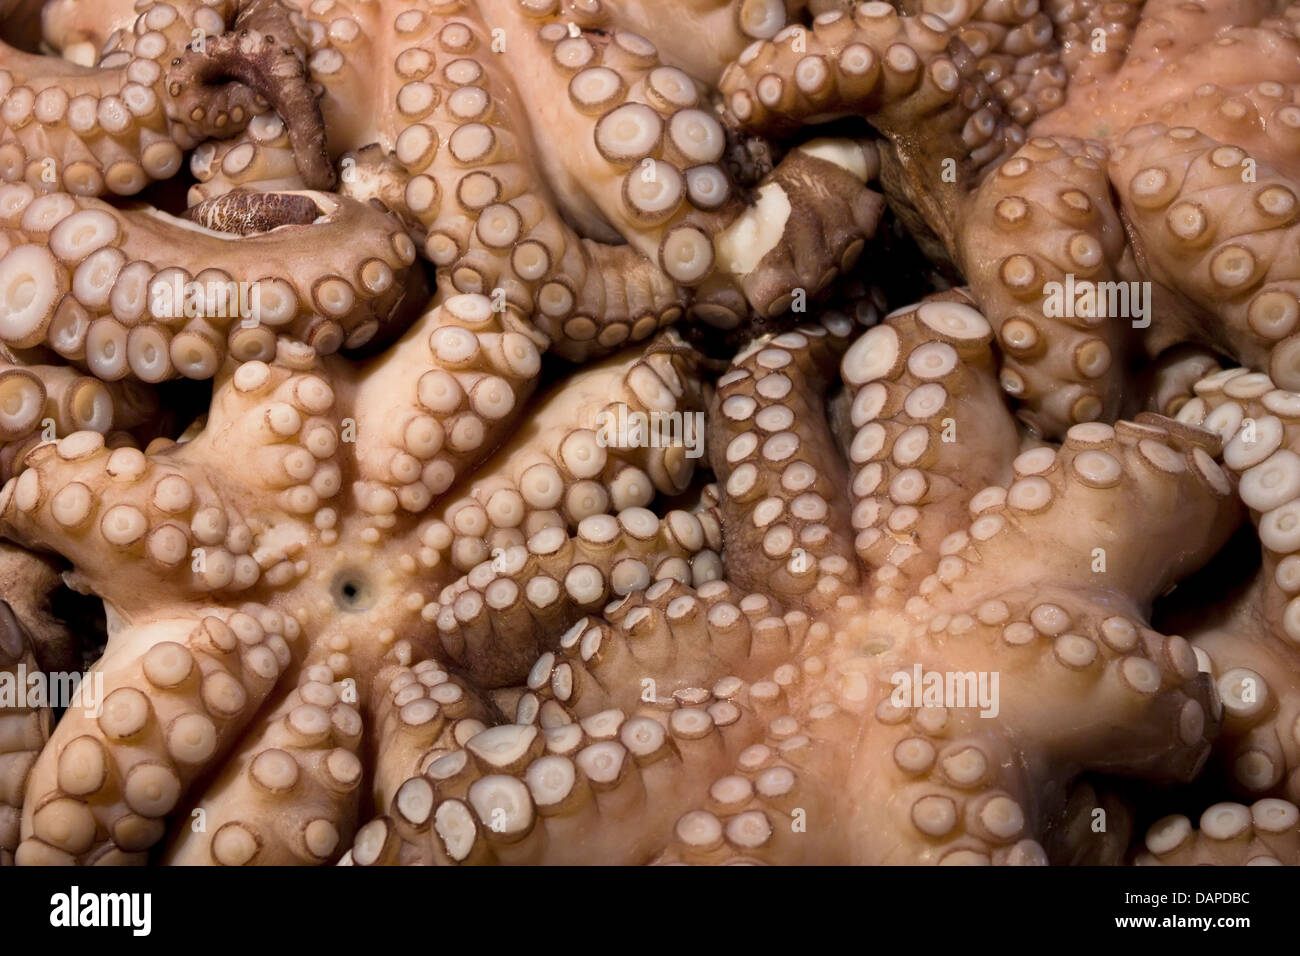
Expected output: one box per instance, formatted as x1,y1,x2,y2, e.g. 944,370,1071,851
710,306,862,606
1137,797,1300,864
163,661,365,864
0,183,416,381
1,0,331,196
960,136,1133,434
0,599,51,866
15,604,302,864
839,290,1018,590
414,332,711,587
1111,123,1300,391
1178,367,1300,804
355,637,779,865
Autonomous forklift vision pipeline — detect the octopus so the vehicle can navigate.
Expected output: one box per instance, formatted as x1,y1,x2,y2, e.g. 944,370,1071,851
0,0,1297,867
719,0,1300,439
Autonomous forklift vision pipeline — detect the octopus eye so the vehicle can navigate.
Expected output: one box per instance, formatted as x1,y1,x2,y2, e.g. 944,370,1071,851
331,570,374,611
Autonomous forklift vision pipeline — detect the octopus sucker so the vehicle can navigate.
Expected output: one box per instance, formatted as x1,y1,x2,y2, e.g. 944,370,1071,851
3,0,1300,872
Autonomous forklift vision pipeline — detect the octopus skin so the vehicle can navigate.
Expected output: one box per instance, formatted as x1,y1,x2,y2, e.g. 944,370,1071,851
0,599,51,866
0,182,420,380
0,0,1299,870
343,295,1269,866
0,0,334,196
181,0,888,350
718,0,1300,439
1174,368,1300,804
0,540,80,865
2,283,733,863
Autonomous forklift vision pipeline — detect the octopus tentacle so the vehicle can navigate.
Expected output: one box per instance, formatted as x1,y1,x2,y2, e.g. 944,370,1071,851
712,138,885,320
15,604,302,864
710,308,861,607
0,354,158,481
813,437,1235,860
226,2,886,340
164,0,333,189
471,13,732,277
1177,368,1300,801
533,238,689,360
532,584,813,719
362,655,496,845
1032,0,1141,94
830,684,1050,864
1033,0,1300,154
415,342,712,579
498,10,885,321
428,507,723,687
1185,574,1300,803
1139,344,1222,419
818,304,1235,861
942,0,1071,124
188,112,306,202
839,290,1017,588
0,344,348,610
317,7,700,353
0,183,415,380
501,0,810,85
356,676,764,866
721,4,981,135
345,295,549,517
355,559,843,865
0,600,51,866
960,135,1135,433
1110,123,1300,389
1137,798,1300,865
1,0,327,196
545,613,848,865
163,662,364,864
719,2,1020,247
655,718,842,865
350,299,710,519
